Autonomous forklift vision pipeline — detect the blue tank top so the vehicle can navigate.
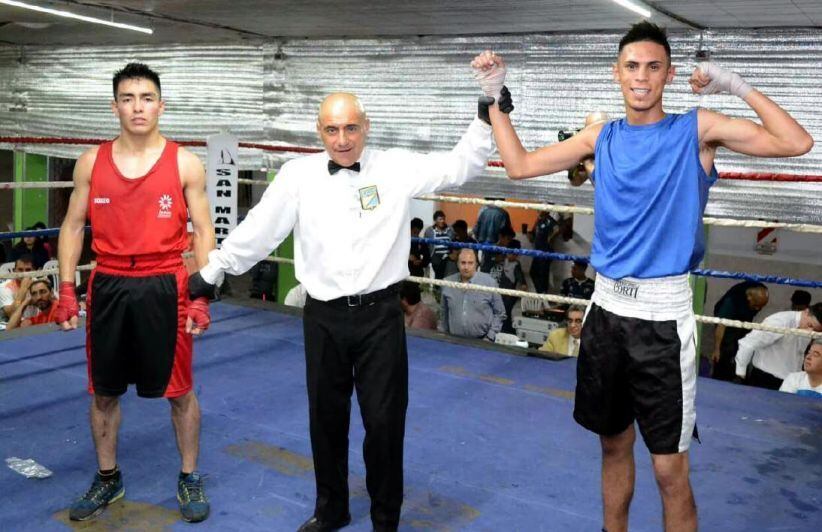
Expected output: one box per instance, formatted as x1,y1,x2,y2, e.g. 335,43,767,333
591,109,718,279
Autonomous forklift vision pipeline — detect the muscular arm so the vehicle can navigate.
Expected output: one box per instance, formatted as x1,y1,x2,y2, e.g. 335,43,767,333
180,148,216,269
58,148,96,283
698,92,813,158
489,104,602,180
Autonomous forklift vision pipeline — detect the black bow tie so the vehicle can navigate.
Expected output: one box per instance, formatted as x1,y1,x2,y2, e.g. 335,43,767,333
328,160,361,175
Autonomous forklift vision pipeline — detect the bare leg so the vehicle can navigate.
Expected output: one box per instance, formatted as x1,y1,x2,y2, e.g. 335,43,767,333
651,452,697,532
168,391,201,473
601,425,636,532
90,394,121,471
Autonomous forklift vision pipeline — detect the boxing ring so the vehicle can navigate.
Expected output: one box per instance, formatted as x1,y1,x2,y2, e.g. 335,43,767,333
1,300,819,531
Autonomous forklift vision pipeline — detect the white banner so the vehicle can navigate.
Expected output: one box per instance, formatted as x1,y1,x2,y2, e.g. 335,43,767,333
206,133,239,247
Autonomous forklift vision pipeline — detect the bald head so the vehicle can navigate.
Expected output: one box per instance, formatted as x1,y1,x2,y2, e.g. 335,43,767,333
317,93,370,167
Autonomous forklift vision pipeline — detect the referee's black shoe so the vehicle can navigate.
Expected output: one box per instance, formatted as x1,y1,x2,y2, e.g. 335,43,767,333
297,513,351,531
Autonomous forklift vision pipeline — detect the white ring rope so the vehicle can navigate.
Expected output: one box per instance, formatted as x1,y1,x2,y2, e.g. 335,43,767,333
3,180,821,234
1,256,817,339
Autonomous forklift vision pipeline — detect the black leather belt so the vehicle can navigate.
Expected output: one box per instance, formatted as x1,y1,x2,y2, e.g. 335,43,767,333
320,283,401,307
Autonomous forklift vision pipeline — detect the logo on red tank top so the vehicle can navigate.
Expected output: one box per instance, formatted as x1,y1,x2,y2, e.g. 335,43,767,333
157,194,173,219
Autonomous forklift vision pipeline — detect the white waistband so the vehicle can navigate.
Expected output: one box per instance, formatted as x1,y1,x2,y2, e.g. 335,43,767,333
592,273,693,321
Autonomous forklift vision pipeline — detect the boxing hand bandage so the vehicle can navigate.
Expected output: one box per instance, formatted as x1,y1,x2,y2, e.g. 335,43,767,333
697,62,752,99
187,298,211,332
473,61,506,100
54,282,79,325
188,271,217,301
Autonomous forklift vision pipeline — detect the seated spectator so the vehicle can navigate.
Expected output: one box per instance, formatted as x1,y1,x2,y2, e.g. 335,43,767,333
9,226,50,269
735,303,822,390
399,281,436,330
1,254,35,326
284,283,308,308
443,219,476,279
441,249,505,341
539,305,585,356
486,238,526,334
791,290,811,311
408,217,431,277
780,340,822,398
712,281,769,381
560,261,595,300
6,278,58,330
423,210,453,279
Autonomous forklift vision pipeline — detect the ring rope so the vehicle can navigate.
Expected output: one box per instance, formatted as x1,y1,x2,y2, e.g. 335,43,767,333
413,238,822,289
2,256,816,339
3,136,822,183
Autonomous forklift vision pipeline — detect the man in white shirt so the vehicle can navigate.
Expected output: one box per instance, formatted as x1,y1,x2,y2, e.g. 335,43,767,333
780,340,822,398
0,255,36,328
736,303,822,390
189,91,495,532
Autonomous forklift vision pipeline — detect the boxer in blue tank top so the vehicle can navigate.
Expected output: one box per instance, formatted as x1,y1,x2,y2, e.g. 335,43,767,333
472,21,812,532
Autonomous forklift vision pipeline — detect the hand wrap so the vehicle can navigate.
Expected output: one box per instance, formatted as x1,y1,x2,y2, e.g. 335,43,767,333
54,282,79,324
697,62,752,99
187,297,211,331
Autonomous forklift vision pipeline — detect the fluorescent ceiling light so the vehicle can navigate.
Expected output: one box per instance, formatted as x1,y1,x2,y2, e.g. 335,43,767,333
0,0,153,34
609,0,653,18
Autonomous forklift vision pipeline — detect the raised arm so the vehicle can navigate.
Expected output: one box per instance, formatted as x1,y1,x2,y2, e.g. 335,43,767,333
55,147,95,330
691,62,814,157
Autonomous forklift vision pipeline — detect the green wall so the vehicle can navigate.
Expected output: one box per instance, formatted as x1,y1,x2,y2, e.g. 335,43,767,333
14,152,48,231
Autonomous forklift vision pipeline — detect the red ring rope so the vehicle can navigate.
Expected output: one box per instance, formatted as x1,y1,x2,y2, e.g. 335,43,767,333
1,136,820,182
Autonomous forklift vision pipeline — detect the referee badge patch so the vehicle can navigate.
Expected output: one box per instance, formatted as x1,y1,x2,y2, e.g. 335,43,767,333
359,185,380,210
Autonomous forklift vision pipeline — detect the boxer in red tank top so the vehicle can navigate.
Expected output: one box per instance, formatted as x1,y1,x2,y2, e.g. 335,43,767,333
56,63,215,523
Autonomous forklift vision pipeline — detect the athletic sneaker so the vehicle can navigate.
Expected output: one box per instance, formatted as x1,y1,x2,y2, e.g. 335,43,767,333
68,470,125,521
177,471,210,522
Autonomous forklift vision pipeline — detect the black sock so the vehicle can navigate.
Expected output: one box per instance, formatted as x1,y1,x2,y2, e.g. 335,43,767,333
98,466,118,479
179,471,193,480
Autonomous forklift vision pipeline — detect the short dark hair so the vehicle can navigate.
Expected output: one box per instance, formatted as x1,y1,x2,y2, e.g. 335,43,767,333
399,281,421,305
572,260,588,270
30,277,52,292
113,62,161,98
619,21,671,60
410,217,424,231
452,219,468,232
15,253,34,266
433,210,446,220
810,302,822,324
791,290,811,307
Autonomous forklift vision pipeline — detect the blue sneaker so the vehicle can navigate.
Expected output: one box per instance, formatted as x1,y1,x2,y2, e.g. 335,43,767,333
69,471,125,521
177,472,210,522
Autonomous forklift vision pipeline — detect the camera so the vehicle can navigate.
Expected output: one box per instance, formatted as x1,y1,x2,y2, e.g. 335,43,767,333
558,129,581,142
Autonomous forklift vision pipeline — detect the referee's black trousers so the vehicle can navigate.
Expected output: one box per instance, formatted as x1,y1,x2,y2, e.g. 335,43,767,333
303,291,408,529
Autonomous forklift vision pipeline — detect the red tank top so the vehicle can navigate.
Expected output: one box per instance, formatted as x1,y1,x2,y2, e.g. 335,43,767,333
89,140,188,270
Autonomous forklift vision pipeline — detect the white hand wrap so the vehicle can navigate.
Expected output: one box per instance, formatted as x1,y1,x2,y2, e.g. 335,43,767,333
698,62,752,99
473,63,506,100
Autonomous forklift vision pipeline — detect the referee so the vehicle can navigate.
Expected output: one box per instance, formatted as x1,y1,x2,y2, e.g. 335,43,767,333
190,91,495,531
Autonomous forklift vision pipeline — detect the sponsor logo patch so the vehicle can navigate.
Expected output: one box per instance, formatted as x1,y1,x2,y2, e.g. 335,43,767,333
93,197,111,205
613,279,639,299
158,194,173,218
358,185,380,211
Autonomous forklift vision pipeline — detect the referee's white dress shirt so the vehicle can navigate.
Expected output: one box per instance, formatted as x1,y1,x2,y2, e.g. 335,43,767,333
201,118,493,301
735,311,807,379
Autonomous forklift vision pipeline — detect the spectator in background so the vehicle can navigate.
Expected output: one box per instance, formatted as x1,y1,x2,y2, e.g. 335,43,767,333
423,210,453,279
528,210,559,294
780,340,822,398
550,215,589,290
408,217,431,278
5,278,58,330
10,225,50,269
712,281,769,381
442,219,476,279
473,200,512,245
0,254,35,326
539,305,585,357
791,290,811,311
561,261,595,301
481,226,518,273
399,281,436,330
486,236,526,334
31,221,55,259
441,249,505,341
735,303,822,390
